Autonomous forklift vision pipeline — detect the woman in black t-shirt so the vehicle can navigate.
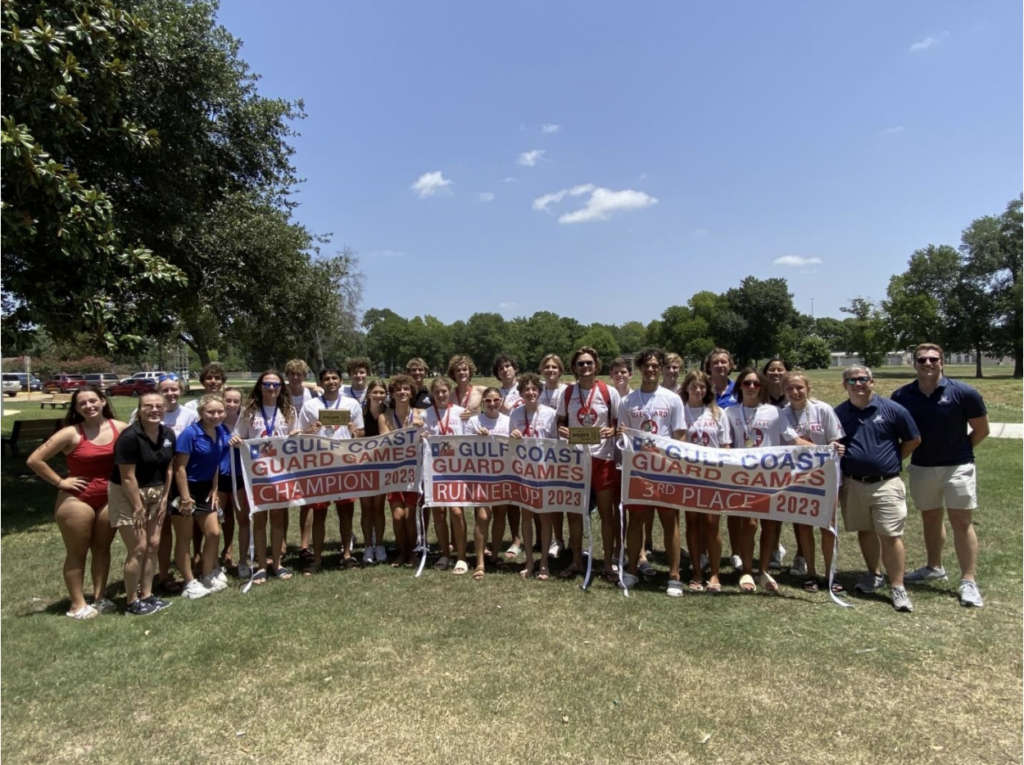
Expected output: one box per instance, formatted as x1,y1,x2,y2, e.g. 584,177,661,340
108,392,176,616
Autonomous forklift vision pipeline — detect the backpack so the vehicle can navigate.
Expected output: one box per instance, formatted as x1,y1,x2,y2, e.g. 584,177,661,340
562,380,616,424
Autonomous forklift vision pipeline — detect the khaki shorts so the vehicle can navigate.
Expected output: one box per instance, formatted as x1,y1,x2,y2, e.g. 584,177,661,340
108,483,166,528
840,476,907,536
908,464,978,511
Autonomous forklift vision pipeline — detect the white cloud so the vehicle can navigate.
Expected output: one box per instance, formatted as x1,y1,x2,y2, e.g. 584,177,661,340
517,149,546,167
532,185,658,223
541,123,560,134
367,249,405,259
501,176,518,184
773,255,823,267
880,125,905,134
477,192,495,203
909,31,949,53
498,301,518,310
410,171,453,199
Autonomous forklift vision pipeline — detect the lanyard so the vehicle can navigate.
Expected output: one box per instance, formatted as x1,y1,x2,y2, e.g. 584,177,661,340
576,383,597,416
433,404,452,434
522,407,537,436
321,395,342,410
260,405,278,437
500,386,517,405
742,405,759,444
540,387,558,407
346,386,366,405
393,409,412,429
455,385,471,408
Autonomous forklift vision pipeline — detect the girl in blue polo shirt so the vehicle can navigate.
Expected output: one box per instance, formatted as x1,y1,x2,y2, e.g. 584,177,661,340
172,394,231,599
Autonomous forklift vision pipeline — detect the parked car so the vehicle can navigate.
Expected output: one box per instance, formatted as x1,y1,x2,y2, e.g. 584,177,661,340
44,373,87,393
83,373,120,393
2,373,42,392
131,371,191,394
109,377,157,397
3,378,21,397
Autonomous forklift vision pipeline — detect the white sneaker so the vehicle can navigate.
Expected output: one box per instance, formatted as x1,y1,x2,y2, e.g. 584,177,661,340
790,555,808,577
374,545,388,563
201,573,227,593
213,567,228,586
770,545,786,571
730,554,743,570
958,579,984,608
549,540,562,559
237,562,252,580
891,585,913,613
905,565,947,582
363,547,375,565
182,579,210,600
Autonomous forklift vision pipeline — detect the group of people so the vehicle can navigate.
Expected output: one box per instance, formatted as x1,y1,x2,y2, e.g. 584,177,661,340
27,341,989,618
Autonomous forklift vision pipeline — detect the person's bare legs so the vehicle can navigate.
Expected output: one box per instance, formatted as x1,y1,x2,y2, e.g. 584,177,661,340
198,511,220,578
857,530,881,575
337,502,355,562
796,523,817,577
54,497,95,612
918,507,946,570
390,499,411,565
507,505,522,555
473,506,491,577
89,506,116,601
626,508,649,576
450,507,468,565
171,515,197,585
157,514,174,583
596,488,616,576
311,507,328,570
251,510,268,577
947,508,978,581
537,513,552,576
234,492,252,569
432,507,451,562
703,514,722,589
491,505,508,561
684,511,702,583
119,524,147,606
878,533,906,588
141,515,162,600
758,520,781,577
658,508,681,583
740,518,758,579
299,505,313,554
566,513,584,574
220,497,235,566
727,515,743,565
521,509,536,576
268,508,286,573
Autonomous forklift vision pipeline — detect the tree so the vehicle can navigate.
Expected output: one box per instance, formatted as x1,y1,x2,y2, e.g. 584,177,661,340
813,317,851,352
841,298,888,368
519,311,571,371
882,245,964,355
960,195,1023,377
615,321,648,354
363,308,407,375
2,0,186,349
791,335,832,370
455,313,519,374
575,327,620,367
723,277,795,365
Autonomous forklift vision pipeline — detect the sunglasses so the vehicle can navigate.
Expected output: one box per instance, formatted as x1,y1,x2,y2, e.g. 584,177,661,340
741,380,762,388
845,376,872,385
576,360,595,367
262,382,282,389
916,357,941,365
158,373,179,383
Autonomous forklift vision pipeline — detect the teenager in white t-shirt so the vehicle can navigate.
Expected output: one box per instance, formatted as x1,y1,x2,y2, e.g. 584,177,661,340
465,387,511,580
377,374,427,568
296,366,366,574
360,379,390,565
660,353,684,395
538,353,568,558
509,373,559,580
422,376,469,574
617,349,687,594
724,367,785,594
284,359,319,559
492,354,525,560
681,370,732,593
781,371,846,593
556,346,622,582
228,370,299,584
341,356,371,407
183,362,227,413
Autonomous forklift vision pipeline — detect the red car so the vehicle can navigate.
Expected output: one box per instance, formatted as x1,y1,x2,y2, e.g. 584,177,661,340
44,373,88,393
108,378,157,397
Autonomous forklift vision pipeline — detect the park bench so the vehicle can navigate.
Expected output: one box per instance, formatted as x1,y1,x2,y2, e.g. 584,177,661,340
2,419,63,457
39,394,73,409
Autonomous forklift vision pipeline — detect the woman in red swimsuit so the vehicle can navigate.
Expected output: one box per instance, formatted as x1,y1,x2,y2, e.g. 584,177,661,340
27,386,129,619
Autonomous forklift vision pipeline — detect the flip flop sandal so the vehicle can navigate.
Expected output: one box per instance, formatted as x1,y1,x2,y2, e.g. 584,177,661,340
453,560,469,575
558,564,580,580
273,566,294,581
688,580,705,593
831,580,846,594
343,557,360,570
638,561,657,578
298,547,314,564
302,563,322,577
758,572,779,593
434,556,451,571
706,581,722,594
504,544,522,560
739,574,756,593
519,568,533,579
472,568,486,581
252,569,269,586
537,568,550,581
803,578,821,593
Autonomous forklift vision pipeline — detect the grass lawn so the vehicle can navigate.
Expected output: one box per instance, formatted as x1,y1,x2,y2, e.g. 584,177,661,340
1,373,1021,764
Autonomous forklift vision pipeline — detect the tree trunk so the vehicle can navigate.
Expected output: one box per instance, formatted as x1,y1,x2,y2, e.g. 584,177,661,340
974,346,983,379
1015,351,1022,379
179,333,211,367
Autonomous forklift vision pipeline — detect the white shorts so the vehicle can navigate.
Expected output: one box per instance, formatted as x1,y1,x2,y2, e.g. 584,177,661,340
908,464,978,511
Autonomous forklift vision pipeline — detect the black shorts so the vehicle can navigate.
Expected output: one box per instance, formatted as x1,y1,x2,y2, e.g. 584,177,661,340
170,479,216,516
217,471,244,495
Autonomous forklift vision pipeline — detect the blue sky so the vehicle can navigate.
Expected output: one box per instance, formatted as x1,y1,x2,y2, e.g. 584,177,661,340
218,1,1021,327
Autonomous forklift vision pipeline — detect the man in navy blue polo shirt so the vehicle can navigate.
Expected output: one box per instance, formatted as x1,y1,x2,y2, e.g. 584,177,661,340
835,365,921,612
892,343,990,608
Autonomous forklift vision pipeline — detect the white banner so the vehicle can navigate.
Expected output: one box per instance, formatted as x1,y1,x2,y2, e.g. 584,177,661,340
238,427,421,513
422,435,591,514
619,428,840,530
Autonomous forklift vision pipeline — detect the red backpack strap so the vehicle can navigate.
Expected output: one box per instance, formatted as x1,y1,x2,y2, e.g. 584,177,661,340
597,381,616,424
563,383,573,416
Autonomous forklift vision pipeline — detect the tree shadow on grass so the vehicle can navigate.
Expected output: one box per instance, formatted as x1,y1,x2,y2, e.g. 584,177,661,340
1,455,61,537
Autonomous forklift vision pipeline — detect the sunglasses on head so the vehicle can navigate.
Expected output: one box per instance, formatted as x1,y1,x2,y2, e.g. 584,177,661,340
158,373,179,383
